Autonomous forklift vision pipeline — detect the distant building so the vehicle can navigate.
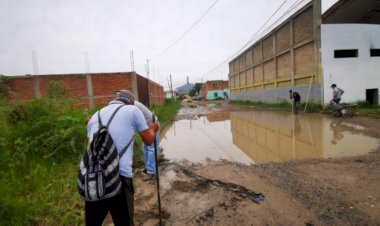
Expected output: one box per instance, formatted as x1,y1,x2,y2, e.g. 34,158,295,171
202,80,229,100
229,0,380,105
164,90,177,99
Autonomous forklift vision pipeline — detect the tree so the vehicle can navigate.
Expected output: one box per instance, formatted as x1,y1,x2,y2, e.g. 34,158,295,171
189,83,202,96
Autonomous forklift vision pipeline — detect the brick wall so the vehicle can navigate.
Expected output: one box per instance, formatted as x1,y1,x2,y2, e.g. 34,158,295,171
6,72,164,108
7,76,36,101
149,80,165,106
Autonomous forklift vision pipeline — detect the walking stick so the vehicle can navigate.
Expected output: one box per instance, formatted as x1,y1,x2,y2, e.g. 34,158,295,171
152,113,162,225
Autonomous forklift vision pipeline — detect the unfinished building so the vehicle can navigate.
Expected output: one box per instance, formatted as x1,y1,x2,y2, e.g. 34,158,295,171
229,0,380,105
6,72,164,109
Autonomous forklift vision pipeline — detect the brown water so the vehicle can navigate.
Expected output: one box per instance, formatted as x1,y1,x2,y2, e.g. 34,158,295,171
160,111,379,164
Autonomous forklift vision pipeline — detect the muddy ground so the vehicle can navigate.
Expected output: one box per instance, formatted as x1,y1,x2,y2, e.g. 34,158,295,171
116,101,380,226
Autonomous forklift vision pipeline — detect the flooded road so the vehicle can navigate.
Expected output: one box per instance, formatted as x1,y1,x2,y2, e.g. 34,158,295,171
135,104,380,226
161,109,379,164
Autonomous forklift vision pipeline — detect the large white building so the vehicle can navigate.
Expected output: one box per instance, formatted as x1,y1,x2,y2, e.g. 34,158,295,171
321,1,380,105
229,0,380,105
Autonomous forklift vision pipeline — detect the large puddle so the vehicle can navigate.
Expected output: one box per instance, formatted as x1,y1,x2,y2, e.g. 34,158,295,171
160,110,379,164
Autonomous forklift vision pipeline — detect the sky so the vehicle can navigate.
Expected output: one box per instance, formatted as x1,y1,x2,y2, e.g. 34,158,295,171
0,0,337,89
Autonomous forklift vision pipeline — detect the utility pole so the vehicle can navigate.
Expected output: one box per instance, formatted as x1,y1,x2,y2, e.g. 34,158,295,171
170,74,175,99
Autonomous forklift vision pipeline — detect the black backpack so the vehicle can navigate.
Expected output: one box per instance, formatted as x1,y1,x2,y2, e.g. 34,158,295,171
77,104,133,201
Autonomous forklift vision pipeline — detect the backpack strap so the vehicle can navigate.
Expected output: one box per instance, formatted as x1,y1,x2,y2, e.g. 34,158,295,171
98,104,133,158
98,104,125,128
119,136,134,159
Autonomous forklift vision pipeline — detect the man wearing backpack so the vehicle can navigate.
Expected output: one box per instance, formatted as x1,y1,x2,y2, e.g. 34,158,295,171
84,90,158,226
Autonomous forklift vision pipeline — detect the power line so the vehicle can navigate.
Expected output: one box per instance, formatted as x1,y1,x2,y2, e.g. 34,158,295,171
195,0,309,83
149,0,218,61
196,0,289,82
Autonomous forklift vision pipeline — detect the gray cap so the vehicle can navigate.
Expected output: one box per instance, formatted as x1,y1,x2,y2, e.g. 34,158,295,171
115,89,135,105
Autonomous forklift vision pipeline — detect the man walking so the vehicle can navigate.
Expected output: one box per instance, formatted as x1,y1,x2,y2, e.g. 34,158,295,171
331,84,344,104
85,90,158,226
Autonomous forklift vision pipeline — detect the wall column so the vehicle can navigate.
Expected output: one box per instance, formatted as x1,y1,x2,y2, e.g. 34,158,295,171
33,75,41,98
131,71,139,101
313,0,322,104
86,74,94,109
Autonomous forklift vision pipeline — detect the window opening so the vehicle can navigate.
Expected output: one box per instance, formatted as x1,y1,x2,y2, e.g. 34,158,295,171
334,49,358,58
370,49,380,57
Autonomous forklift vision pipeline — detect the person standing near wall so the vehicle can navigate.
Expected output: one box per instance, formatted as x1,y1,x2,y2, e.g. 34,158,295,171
289,90,301,114
133,100,160,181
331,84,344,104
85,90,158,226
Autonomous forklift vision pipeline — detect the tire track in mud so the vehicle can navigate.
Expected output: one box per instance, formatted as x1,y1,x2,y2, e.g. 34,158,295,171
162,162,266,203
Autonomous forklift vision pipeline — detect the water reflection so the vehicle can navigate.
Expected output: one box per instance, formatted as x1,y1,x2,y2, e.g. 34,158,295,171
161,112,254,164
161,110,379,164
231,111,379,163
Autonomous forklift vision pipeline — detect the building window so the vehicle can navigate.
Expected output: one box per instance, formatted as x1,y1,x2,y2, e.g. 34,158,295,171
334,49,358,58
212,82,218,87
214,92,218,97
370,49,380,57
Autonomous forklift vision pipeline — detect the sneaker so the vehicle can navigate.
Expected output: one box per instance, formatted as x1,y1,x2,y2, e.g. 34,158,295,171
142,173,154,181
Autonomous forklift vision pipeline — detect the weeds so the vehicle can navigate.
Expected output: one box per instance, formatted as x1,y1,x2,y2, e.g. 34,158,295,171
355,101,380,117
0,97,180,225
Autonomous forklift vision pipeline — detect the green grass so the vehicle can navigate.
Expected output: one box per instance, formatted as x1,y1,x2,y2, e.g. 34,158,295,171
355,101,380,117
321,101,380,117
0,98,180,225
151,98,181,128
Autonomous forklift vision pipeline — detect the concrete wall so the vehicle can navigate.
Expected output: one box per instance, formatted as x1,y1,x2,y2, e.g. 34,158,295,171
321,24,380,105
228,1,322,104
231,83,321,104
6,72,164,108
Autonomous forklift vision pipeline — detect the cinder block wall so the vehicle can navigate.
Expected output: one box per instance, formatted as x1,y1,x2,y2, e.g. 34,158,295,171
228,1,322,104
6,72,164,108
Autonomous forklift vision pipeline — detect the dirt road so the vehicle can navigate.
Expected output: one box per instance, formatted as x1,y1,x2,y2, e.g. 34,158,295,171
132,101,380,226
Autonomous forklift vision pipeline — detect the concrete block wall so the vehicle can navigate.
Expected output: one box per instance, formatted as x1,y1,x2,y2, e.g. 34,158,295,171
228,0,322,104
231,84,322,105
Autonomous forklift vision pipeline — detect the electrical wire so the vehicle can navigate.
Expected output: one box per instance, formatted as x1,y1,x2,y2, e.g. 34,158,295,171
194,0,310,83
149,0,218,61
